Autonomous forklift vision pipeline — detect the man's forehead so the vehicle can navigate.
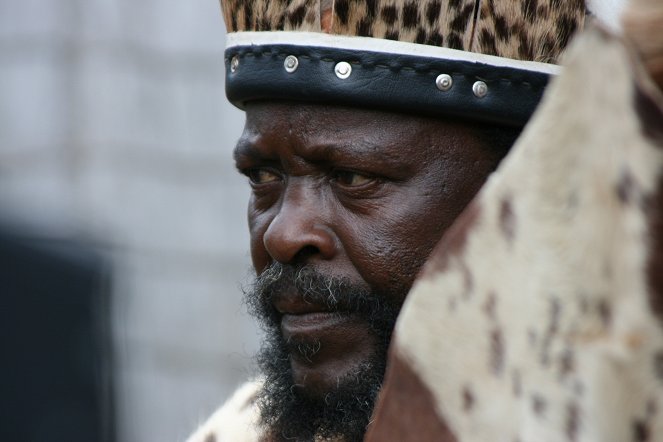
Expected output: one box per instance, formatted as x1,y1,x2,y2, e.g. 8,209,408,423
241,101,472,139
234,114,412,163
233,102,490,170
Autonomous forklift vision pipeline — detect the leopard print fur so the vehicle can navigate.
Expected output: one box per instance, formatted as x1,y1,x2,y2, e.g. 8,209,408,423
221,0,321,34
220,0,587,63
472,0,586,63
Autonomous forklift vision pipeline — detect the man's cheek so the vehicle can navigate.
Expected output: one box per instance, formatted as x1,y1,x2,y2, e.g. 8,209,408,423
344,234,414,298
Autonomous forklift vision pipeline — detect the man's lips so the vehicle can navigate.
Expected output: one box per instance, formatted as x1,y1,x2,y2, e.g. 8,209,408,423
281,311,351,335
274,296,355,337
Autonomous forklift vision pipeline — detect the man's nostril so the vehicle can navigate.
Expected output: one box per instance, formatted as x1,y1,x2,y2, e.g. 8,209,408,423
293,245,320,263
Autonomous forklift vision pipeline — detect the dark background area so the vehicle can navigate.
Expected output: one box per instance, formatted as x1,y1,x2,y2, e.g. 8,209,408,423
0,222,114,442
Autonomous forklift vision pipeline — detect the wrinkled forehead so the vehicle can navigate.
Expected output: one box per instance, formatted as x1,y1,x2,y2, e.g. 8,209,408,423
240,100,489,144
234,100,510,171
243,100,442,130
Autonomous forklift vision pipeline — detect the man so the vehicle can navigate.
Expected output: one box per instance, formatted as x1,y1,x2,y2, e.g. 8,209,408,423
188,1,624,440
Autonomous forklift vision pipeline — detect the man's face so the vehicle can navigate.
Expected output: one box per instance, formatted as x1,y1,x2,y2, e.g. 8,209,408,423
235,102,508,440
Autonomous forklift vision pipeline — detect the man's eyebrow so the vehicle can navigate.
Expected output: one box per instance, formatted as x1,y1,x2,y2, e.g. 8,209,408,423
304,140,404,169
233,138,407,170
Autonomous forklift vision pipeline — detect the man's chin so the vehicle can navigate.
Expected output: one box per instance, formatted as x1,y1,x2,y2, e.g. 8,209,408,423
255,327,387,442
289,349,377,399
283,316,379,398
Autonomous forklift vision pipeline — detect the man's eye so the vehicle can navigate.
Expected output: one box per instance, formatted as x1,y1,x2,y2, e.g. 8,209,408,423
247,168,280,185
332,170,374,187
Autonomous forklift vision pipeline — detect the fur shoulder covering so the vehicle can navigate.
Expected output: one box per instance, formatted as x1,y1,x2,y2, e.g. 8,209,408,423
186,380,264,442
367,17,663,442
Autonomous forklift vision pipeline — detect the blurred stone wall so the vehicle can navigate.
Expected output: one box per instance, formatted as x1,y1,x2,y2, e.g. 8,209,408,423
0,0,259,440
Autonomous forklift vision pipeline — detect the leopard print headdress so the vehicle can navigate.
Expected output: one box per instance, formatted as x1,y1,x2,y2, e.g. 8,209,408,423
223,0,589,63
221,0,626,126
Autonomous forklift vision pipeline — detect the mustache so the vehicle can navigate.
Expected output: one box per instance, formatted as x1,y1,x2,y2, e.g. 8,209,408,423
246,262,398,327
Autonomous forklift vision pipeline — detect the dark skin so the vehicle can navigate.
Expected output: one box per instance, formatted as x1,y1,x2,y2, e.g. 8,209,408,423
234,101,508,399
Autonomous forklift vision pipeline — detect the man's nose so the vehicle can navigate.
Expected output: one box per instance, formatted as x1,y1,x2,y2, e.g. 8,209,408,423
263,184,338,264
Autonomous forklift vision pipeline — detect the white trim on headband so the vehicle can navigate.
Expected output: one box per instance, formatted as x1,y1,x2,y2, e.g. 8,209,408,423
226,31,562,76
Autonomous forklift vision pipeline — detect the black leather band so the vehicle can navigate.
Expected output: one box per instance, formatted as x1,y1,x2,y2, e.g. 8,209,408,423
225,44,552,127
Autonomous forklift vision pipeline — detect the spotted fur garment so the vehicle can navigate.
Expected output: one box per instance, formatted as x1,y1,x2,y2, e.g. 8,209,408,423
220,0,588,63
366,6,663,442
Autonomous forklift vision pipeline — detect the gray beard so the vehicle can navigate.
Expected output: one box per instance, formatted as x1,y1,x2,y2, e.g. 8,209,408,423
244,263,401,442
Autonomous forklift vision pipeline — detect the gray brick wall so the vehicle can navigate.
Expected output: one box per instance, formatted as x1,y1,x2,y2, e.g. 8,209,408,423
0,0,259,440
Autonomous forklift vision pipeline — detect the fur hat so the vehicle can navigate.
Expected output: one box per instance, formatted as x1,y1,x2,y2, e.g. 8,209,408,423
220,0,625,126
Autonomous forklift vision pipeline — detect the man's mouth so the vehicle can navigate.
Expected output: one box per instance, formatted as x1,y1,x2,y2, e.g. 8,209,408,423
273,295,363,357
275,296,353,334
279,308,369,374
281,311,352,335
